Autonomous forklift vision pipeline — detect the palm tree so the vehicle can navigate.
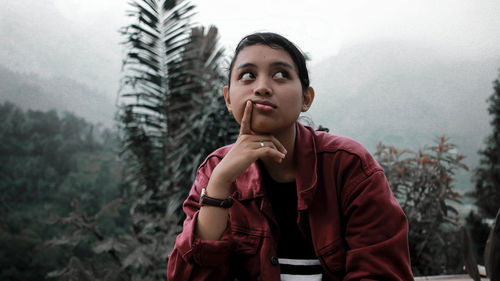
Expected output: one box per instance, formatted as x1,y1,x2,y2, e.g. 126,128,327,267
120,0,237,217
118,0,238,278
119,0,196,217
164,26,239,219
46,1,237,280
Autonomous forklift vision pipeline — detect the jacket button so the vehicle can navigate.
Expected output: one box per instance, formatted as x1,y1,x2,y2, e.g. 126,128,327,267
270,256,279,265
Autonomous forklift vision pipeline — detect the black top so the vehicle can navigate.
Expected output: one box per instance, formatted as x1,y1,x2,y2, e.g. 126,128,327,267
262,167,325,279
264,175,316,258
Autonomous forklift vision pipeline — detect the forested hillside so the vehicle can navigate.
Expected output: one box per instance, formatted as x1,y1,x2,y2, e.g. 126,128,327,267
0,102,126,280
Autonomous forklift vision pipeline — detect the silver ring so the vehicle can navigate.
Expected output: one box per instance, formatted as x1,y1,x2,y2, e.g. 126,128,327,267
260,141,265,148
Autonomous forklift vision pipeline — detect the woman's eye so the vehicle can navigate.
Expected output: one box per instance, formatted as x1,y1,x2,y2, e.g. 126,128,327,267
240,72,255,81
273,71,289,79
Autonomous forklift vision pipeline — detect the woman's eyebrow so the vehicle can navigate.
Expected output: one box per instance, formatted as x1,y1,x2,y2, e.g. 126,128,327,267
236,63,256,70
271,61,294,69
236,61,294,70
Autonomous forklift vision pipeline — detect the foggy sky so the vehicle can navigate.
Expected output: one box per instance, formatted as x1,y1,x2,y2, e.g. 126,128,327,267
50,0,500,64
2,0,499,170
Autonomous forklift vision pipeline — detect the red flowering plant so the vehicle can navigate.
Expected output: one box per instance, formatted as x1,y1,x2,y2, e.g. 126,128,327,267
375,136,469,276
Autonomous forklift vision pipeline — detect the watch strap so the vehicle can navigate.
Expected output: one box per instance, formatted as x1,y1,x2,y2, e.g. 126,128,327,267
199,188,234,208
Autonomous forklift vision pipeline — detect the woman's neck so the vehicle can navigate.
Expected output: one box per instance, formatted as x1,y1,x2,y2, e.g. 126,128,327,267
261,124,297,183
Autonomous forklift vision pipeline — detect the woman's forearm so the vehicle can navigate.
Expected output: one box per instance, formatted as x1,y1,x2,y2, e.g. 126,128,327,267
195,175,232,241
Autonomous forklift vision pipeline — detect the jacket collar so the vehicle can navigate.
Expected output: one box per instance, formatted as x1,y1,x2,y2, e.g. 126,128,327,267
294,122,319,210
232,122,319,210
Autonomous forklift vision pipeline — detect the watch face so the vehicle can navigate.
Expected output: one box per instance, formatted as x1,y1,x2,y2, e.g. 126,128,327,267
199,188,205,205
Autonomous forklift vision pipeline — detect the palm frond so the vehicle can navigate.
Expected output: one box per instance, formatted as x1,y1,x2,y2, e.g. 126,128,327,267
117,3,239,278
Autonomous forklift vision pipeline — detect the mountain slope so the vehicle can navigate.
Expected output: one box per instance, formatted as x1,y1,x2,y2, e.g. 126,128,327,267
0,65,115,127
0,0,122,99
309,40,499,172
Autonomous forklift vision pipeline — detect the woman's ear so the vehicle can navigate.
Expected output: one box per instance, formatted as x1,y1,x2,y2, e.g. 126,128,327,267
301,87,315,112
223,86,232,113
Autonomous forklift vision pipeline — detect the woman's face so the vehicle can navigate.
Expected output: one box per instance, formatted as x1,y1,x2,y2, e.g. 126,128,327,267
224,44,314,135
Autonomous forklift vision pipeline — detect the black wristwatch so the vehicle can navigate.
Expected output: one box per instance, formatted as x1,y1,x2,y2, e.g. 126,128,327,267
199,188,234,208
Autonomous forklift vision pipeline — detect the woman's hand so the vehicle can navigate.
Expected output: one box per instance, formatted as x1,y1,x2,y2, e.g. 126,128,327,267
210,100,287,188
196,100,287,240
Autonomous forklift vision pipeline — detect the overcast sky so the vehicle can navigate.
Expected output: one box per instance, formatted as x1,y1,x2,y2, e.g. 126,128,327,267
51,0,500,65
3,0,498,167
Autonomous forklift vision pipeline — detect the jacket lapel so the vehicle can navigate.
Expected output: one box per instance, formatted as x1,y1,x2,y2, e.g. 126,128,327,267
294,122,319,211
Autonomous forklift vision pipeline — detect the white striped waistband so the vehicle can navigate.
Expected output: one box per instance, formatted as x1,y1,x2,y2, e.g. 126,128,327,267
278,258,321,266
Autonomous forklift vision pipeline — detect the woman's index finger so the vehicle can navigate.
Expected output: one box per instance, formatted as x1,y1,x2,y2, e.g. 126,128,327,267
240,100,253,135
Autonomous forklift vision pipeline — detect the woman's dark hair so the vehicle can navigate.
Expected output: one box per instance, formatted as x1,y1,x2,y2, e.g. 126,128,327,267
227,32,310,92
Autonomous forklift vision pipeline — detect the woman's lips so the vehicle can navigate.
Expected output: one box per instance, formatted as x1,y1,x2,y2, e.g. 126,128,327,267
251,100,277,112
254,103,274,111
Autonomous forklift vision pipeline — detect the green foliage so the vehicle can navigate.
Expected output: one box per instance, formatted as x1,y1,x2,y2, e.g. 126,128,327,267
0,229,63,281
164,26,239,219
484,207,500,280
0,102,124,280
118,0,237,220
118,0,197,217
45,199,132,281
465,210,491,265
118,0,238,277
461,226,481,281
117,1,206,278
462,207,500,280
375,137,468,275
47,1,238,281
465,70,500,271
474,70,500,218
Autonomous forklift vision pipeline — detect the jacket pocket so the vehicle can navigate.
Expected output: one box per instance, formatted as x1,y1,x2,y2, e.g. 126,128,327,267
230,228,266,281
317,240,346,278
232,228,263,255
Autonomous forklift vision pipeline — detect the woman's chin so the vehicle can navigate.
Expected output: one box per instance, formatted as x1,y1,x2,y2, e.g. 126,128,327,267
250,121,273,134
251,121,294,136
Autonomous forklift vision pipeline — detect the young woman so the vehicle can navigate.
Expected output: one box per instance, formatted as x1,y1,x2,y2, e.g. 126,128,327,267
167,32,413,281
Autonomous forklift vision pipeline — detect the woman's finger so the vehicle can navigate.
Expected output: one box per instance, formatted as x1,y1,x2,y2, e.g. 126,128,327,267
257,140,276,151
255,139,285,159
256,135,287,155
256,144,286,163
240,100,253,135
269,135,287,155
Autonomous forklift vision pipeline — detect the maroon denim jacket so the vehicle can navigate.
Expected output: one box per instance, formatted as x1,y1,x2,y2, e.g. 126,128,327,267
168,123,413,280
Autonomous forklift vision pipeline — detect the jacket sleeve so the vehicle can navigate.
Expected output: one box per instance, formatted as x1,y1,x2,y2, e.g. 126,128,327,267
167,157,234,281
341,169,413,281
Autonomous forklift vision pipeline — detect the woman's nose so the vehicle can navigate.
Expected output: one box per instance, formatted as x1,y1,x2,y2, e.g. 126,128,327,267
254,79,272,96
